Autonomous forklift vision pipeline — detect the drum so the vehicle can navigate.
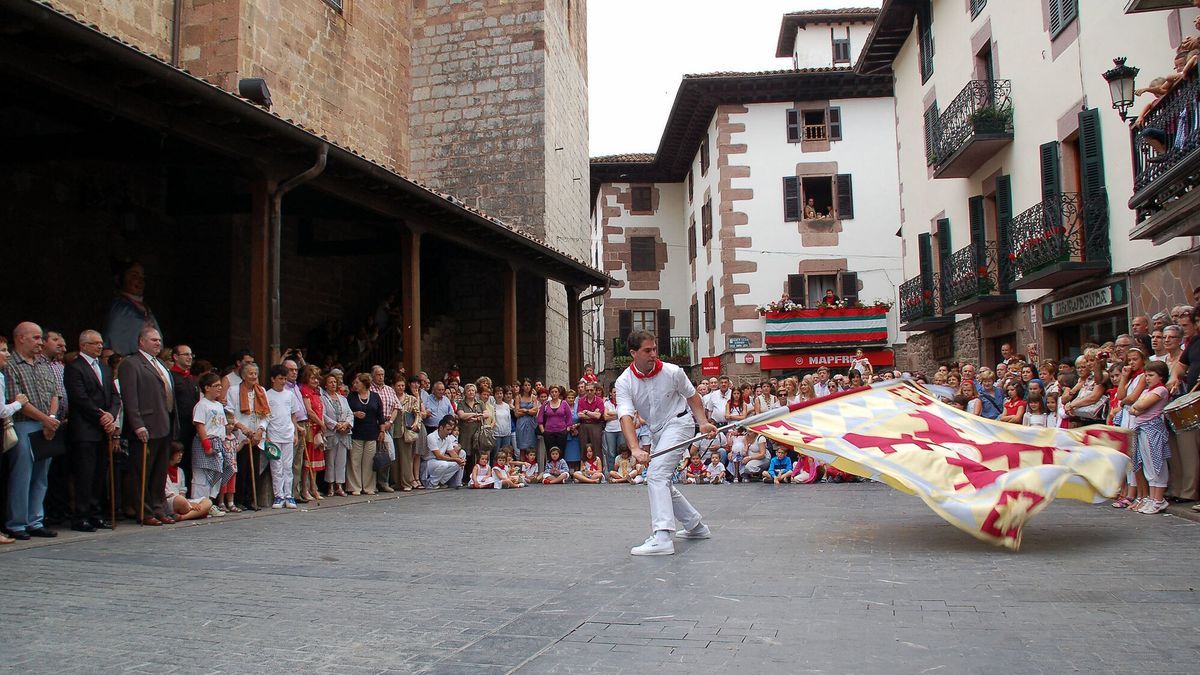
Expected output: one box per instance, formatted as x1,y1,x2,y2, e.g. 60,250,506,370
1164,391,1200,433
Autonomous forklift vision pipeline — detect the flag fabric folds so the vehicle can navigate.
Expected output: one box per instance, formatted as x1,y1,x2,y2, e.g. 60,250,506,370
746,381,1132,550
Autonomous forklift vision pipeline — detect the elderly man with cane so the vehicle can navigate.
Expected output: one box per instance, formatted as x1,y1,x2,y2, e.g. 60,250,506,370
617,329,716,556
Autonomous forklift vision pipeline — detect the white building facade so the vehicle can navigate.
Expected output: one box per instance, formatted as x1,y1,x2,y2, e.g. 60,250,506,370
590,9,904,381
859,0,1200,371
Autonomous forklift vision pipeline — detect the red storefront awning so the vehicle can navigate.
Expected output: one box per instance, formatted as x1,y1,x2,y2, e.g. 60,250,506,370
759,349,895,371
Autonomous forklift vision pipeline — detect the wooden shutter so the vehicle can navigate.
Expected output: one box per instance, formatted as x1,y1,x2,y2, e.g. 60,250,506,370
996,175,1014,290
702,199,713,243
689,301,699,339
787,274,807,303
839,272,859,304
687,223,696,261
923,103,940,165
968,195,987,272
786,109,801,143
1050,0,1076,38
618,310,632,354
656,310,671,355
630,236,655,271
918,233,934,291
700,133,710,174
631,186,652,212
828,107,842,141
783,176,801,222
935,218,952,264
1078,108,1106,204
836,174,854,220
687,169,694,202
918,0,934,81
1039,141,1061,203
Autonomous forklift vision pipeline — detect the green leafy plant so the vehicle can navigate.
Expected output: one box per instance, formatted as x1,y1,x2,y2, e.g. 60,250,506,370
971,105,1012,133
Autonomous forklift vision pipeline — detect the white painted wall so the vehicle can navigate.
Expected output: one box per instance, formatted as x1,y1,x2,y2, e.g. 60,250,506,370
726,99,904,351
892,0,1192,310
792,22,874,69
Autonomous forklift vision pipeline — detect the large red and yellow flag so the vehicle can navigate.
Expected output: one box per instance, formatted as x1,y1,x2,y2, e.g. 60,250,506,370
746,381,1131,550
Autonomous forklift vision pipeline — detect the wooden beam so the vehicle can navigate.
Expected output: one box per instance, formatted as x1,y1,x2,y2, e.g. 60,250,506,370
567,285,583,386
249,178,273,366
504,265,518,385
401,227,422,378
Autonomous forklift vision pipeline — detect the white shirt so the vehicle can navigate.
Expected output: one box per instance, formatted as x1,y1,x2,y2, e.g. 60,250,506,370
426,430,461,461
81,353,103,384
224,384,269,441
706,461,725,479
0,372,23,418
603,399,621,433
704,388,731,424
493,401,513,436
264,387,301,441
192,398,227,437
813,380,832,398
615,361,695,429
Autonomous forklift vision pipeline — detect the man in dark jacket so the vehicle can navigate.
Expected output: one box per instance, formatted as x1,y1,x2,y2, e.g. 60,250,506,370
65,330,121,532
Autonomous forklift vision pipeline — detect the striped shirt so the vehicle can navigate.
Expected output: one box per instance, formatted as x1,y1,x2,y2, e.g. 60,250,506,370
4,351,58,420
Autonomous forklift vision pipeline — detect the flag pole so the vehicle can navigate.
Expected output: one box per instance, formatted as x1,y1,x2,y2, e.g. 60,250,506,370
139,440,148,524
107,437,117,530
647,379,904,460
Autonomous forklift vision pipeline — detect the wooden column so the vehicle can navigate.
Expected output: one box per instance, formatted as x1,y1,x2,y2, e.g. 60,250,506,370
504,265,518,385
248,178,272,366
567,284,582,386
401,228,422,377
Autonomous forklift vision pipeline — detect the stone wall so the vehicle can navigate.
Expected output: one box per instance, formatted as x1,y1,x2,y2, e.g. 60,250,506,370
53,0,174,59
1130,250,1200,318
902,318,981,374
541,0,590,260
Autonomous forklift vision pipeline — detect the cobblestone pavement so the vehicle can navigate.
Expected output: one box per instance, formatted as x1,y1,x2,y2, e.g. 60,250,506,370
1,482,1199,674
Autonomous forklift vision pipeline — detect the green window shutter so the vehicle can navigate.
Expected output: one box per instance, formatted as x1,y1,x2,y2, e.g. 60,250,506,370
996,175,1014,290
968,196,987,272
1039,141,1061,203
828,107,842,141
935,218,952,264
923,103,940,165
786,109,801,143
836,174,854,219
783,176,801,221
918,232,934,291
1078,107,1106,204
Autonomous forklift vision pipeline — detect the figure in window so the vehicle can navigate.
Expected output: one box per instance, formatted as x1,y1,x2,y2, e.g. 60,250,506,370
821,289,839,307
803,197,818,220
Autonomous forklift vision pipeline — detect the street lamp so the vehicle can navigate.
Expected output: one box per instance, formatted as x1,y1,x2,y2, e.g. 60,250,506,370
1102,57,1139,122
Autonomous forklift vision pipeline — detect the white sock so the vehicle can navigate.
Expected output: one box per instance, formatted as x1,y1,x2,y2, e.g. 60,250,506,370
654,530,671,544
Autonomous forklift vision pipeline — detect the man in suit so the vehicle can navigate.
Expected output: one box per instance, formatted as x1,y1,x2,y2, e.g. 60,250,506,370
118,326,175,525
65,329,120,532
170,344,199,489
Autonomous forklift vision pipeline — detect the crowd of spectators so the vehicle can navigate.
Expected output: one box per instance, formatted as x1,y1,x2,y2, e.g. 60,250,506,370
1,296,1197,543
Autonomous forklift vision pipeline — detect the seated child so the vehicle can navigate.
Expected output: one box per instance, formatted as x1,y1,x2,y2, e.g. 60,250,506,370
608,446,636,483
706,450,725,484
764,445,794,484
572,445,604,484
519,448,543,484
792,453,820,484
468,453,495,488
726,428,747,482
166,443,214,521
490,450,524,488
543,447,570,484
684,448,706,484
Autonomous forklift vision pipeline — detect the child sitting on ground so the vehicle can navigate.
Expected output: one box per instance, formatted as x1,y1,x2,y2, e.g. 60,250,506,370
519,448,542,484
765,445,795,484
706,449,725,484
468,453,494,488
608,446,636,483
684,447,707,484
166,443,214,521
490,450,524,488
572,445,604,484
726,428,746,482
543,446,570,484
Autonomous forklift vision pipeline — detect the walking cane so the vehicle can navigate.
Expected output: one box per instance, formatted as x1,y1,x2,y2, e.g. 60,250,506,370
107,437,117,530
247,437,258,509
139,440,149,524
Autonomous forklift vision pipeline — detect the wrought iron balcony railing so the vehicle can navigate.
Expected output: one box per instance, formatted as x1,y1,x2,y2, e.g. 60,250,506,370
933,79,1013,165
899,272,945,325
1131,65,1200,221
1008,190,1110,280
611,335,693,365
941,240,1011,310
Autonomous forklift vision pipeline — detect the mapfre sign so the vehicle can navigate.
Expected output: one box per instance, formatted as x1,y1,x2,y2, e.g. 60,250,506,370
759,350,894,370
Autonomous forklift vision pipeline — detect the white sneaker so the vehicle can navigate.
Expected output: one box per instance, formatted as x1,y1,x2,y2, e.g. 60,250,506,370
1139,499,1168,514
630,535,675,556
208,505,226,518
677,523,711,540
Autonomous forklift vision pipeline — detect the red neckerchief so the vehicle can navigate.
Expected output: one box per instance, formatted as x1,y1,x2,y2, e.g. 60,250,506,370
630,359,663,379
167,465,179,482
169,364,192,379
1129,369,1144,380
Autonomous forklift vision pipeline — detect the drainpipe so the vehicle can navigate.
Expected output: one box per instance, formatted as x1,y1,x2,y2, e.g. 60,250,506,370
170,0,182,66
270,146,328,362
577,281,613,370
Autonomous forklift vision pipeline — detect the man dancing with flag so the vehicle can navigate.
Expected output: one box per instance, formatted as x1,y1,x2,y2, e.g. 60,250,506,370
617,330,716,556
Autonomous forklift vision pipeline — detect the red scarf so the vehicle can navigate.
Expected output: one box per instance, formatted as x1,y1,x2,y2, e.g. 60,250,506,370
630,359,663,379
169,364,192,379
167,465,179,483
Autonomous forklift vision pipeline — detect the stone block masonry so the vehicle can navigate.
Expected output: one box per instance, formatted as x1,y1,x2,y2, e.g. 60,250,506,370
716,105,762,350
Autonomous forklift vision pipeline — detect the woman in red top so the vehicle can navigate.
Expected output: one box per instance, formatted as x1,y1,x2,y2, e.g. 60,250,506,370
998,381,1026,424
298,365,326,502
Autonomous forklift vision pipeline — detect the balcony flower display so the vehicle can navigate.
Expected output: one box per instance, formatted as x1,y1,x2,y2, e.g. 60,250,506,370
1008,227,1068,275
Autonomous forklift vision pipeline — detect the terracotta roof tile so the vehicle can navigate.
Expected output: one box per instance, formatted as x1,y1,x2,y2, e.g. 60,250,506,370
590,153,656,164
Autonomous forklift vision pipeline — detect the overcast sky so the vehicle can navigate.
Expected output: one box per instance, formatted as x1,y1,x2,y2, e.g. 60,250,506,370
587,0,880,157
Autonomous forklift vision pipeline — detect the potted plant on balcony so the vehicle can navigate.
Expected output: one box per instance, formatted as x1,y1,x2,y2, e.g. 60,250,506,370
975,265,996,294
970,105,1012,134
664,337,691,366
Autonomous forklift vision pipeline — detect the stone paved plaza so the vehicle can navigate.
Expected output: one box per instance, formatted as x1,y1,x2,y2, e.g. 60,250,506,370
1,482,1199,674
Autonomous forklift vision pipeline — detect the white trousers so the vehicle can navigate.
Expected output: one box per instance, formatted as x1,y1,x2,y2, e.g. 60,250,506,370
427,459,463,487
270,441,295,500
191,471,220,500
646,420,703,533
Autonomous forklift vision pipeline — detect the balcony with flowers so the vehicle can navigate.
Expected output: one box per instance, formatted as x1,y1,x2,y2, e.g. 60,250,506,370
758,297,893,349
899,271,953,332
1128,60,1200,243
940,240,1015,315
930,79,1014,179
1007,190,1110,290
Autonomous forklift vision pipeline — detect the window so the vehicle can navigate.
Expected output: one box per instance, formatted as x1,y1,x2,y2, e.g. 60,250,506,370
802,109,827,141
787,274,807,303
631,186,652,212
971,0,987,18
806,274,837,306
701,199,713,244
630,236,656,272
687,169,694,202
689,301,699,340
784,175,853,221
631,310,656,333
687,222,696,261
1048,0,1078,39
704,287,716,332
917,0,934,82
832,37,851,65
324,0,343,12
828,107,842,141
700,133,710,175
802,176,834,218
923,102,940,165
